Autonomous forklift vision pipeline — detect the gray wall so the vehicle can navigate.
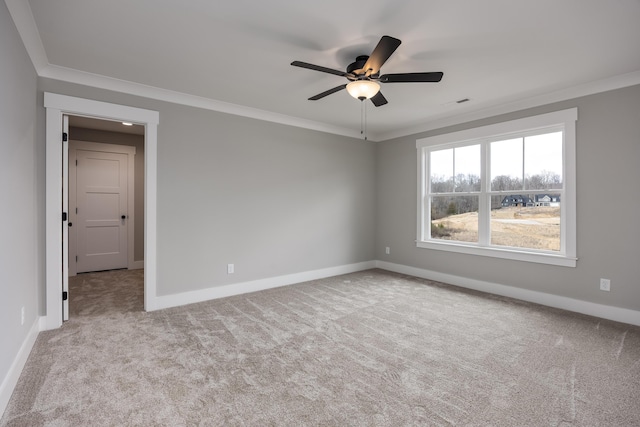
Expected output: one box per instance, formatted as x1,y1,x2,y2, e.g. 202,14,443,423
376,84,640,311
39,78,377,297
70,127,145,262
156,104,376,295
0,0,41,393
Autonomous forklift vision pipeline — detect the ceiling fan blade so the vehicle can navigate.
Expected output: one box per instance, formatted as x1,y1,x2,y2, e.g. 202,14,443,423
308,84,347,100
363,36,401,76
379,72,444,83
291,61,350,77
370,91,388,107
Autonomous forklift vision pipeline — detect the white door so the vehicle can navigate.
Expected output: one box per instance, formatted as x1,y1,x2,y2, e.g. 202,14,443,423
76,149,129,273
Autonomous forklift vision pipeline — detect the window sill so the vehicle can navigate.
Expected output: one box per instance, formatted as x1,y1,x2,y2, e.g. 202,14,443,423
416,240,577,267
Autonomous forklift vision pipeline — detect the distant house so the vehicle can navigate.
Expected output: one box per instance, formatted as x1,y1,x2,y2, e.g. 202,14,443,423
501,195,534,207
535,194,561,207
501,194,561,208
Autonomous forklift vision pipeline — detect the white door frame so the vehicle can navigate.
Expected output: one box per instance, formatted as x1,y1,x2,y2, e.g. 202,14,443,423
69,140,137,276
62,116,69,320
44,93,159,329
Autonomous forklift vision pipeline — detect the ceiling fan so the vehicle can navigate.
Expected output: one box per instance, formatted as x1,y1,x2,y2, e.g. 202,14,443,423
291,35,443,107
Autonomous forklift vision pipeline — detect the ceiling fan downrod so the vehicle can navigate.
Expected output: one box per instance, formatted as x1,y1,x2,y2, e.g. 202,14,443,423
360,99,368,141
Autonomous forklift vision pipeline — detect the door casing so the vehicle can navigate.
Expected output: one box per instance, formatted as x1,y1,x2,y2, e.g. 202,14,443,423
44,93,159,329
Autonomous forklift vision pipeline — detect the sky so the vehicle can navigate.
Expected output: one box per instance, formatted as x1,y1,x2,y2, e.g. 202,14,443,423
429,131,563,183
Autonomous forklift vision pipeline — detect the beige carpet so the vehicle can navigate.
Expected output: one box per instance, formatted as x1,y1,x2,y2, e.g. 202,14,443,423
2,269,639,426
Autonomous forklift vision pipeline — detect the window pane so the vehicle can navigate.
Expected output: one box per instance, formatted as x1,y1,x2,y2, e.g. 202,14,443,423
418,108,575,264
454,144,481,192
490,195,560,251
430,196,478,243
524,132,563,190
430,149,453,193
491,138,523,191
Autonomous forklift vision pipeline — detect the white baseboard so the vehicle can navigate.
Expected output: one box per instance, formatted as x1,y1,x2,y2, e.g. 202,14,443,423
0,316,42,418
376,261,640,327
151,261,377,311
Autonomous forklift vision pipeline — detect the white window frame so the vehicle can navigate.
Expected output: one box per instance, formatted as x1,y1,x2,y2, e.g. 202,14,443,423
416,108,577,267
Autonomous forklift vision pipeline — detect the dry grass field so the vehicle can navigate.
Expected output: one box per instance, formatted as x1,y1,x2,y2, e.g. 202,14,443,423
432,206,561,251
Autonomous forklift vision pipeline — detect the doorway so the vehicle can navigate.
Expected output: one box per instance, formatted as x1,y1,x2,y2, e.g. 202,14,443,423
66,117,145,320
68,119,143,276
44,93,159,330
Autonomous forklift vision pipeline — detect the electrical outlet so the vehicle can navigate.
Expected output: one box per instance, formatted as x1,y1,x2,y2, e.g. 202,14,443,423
600,278,611,292
227,263,235,274
21,306,25,325
385,247,390,255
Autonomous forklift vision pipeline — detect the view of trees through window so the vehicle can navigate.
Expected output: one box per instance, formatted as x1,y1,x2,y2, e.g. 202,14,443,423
428,132,563,251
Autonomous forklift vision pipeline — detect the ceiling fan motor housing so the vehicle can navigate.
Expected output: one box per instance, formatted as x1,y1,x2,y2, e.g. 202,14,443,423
347,55,370,77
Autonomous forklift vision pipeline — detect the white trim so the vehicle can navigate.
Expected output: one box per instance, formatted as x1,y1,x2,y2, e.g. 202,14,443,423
44,93,158,329
44,105,63,330
415,108,578,148
69,140,137,274
376,261,640,327
151,261,376,311
39,66,640,143
377,70,640,141
415,241,577,267
415,108,577,267
40,65,363,140
0,316,42,416
143,120,158,312
62,116,69,320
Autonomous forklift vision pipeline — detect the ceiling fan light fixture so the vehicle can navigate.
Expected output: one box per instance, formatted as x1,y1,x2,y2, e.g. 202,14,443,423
346,80,380,100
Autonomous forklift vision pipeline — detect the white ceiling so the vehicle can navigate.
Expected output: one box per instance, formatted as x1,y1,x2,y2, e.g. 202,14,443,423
10,0,640,140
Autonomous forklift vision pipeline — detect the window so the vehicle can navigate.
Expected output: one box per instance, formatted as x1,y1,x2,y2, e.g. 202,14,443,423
417,108,577,267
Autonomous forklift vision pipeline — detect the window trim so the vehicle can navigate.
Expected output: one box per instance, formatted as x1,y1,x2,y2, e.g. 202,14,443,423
416,108,577,267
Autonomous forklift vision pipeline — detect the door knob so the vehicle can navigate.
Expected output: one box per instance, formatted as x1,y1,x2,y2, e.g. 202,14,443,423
121,215,126,220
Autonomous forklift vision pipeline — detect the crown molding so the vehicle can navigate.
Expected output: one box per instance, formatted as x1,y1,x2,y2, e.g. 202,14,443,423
6,0,362,139
38,64,640,144
376,70,640,141
40,65,364,140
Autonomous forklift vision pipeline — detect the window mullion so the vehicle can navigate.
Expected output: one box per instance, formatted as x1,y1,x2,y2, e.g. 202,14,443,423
521,137,526,191
419,147,428,242
478,141,490,245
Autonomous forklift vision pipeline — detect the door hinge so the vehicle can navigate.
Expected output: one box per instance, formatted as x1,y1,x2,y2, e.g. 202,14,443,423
62,291,68,301
62,212,67,221
62,132,68,142
75,255,78,262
